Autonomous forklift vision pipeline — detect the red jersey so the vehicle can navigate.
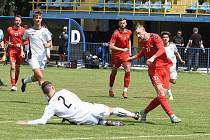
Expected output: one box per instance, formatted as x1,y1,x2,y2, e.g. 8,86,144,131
110,29,132,58
136,33,172,69
4,26,25,51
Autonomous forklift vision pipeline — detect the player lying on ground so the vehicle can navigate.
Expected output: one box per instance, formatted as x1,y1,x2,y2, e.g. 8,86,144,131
17,81,139,126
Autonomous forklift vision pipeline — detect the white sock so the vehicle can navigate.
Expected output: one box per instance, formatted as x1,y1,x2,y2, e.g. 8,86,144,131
109,87,113,91
167,89,173,97
24,76,32,84
123,87,128,92
112,107,134,117
98,119,107,125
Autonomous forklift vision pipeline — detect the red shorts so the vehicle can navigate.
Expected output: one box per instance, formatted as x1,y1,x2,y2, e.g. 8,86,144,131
111,56,130,68
9,49,22,65
148,67,170,89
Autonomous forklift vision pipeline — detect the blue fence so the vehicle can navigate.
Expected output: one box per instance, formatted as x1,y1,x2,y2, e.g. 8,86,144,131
78,42,210,73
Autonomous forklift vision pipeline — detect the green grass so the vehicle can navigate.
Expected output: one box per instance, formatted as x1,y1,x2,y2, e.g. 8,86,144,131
0,65,210,140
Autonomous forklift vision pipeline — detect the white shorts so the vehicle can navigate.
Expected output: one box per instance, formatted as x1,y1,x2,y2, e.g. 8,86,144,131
170,65,177,80
84,103,110,125
29,58,46,70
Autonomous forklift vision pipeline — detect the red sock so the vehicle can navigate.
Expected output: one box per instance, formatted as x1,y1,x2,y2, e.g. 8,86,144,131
144,97,160,113
109,73,116,87
124,72,130,88
11,78,16,86
159,96,173,116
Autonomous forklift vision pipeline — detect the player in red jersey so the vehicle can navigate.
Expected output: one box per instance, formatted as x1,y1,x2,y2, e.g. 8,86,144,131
4,15,26,91
128,25,181,123
108,18,132,98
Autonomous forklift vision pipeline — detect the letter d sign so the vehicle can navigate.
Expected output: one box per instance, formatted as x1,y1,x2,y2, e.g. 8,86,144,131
71,30,80,44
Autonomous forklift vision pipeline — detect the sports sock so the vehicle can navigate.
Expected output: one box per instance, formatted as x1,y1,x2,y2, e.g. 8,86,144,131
124,71,130,88
98,119,107,125
167,89,173,97
123,87,128,92
112,107,135,117
159,96,173,116
24,76,32,84
144,97,160,113
11,78,16,86
109,87,113,91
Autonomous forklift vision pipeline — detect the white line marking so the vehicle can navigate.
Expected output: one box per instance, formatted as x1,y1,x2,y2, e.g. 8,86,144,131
32,133,210,140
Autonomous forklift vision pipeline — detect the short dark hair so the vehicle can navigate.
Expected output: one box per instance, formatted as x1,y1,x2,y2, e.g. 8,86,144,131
33,10,42,18
161,31,171,37
119,17,126,22
41,81,52,95
15,15,22,19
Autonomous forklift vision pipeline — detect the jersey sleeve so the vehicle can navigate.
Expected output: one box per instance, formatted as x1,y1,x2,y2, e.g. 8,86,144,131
27,105,55,125
110,31,117,44
173,44,178,53
0,30,4,42
153,35,165,58
44,28,52,42
22,30,29,41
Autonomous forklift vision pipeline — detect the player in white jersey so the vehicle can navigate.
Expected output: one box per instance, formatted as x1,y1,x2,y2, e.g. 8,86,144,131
161,31,185,100
21,10,52,92
17,81,139,126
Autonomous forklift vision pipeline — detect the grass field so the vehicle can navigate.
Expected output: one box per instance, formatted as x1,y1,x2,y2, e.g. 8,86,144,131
0,64,210,140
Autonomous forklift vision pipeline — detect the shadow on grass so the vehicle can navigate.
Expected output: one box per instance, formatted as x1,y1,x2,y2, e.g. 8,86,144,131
0,100,46,105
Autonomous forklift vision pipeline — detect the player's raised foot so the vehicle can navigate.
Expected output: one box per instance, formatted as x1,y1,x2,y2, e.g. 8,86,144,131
21,78,26,92
170,114,182,123
109,90,114,97
122,92,128,98
106,120,124,126
139,110,147,123
133,112,140,120
11,86,17,91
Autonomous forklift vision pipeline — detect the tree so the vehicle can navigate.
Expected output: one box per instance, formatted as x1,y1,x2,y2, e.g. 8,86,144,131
0,0,31,16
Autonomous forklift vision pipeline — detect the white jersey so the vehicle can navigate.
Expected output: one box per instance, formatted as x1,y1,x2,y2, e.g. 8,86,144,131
28,89,109,125
23,27,52,61
165,43,178,66
0,29,3,42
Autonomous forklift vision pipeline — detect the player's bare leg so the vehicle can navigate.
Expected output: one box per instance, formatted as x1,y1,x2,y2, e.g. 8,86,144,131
140,84,181,123
21,68,44,92
10,62,17,91
122,64,130,98
15,65,20,85
168,79,176,100
109,67,117,97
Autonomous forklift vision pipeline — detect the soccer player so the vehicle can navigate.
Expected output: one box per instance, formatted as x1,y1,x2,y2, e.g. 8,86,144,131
21,10,52,92
108,18,132,98
58,26,68,67
17,81,139,126
0,29,7,88
128,25,181,123
161,31,185,100
4,15,26,91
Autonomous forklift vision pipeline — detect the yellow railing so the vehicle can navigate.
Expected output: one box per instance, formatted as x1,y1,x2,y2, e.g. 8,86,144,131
30,0,210,16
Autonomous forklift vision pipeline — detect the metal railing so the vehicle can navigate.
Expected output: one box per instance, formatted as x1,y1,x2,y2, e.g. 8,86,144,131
68,42,210,73
30,0,210,17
